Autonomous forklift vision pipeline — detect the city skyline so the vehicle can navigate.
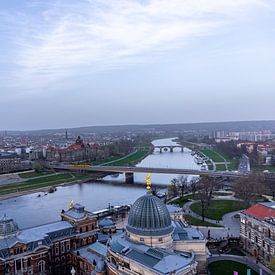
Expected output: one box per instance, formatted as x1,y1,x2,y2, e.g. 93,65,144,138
1,0,275,130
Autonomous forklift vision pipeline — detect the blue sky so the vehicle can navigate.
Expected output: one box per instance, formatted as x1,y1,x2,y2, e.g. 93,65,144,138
0,0,275,130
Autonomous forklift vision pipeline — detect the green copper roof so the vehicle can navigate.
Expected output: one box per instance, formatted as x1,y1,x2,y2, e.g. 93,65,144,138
126,192,173,236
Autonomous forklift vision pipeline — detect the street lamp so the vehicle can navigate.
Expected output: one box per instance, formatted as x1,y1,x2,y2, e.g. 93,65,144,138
71,267,76,275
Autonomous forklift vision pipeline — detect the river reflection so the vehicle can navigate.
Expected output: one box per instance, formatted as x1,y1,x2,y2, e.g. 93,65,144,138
0,138,200,228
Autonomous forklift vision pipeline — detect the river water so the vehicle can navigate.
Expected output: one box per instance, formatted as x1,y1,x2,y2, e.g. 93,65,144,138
0,138,201,228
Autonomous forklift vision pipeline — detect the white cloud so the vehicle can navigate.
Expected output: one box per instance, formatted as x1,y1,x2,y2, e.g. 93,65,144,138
0,0,269,94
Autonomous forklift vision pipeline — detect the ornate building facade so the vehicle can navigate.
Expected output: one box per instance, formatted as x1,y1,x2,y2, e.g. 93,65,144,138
240,202,275,269
46,136,97,163
0,203,98,275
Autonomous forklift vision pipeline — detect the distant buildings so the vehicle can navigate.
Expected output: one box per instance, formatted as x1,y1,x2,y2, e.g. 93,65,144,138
46,136,97,163
0,152,29,174
240,202,275,269
213,130,274,143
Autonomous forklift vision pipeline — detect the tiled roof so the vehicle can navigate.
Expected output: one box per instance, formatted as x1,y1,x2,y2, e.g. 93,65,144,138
243,202,275,220
67,144,83,150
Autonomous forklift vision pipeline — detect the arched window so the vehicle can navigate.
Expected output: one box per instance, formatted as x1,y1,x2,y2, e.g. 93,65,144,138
38,260,45,273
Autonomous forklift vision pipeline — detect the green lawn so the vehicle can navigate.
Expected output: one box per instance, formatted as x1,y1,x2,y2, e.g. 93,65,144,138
91,156,122,165
208,261,258,275
201,149,225,162
201,149,238,171
170,194,201,207
184,215,222,227
19,171,54,178
107,150,149,166
215,164,226,171
190,200,245,220
0,173,90,196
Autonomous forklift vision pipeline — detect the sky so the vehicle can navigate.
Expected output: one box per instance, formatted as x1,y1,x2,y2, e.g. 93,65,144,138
0,0,275,130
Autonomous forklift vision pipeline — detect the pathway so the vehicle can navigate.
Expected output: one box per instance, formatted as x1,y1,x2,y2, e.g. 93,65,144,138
183,200,242,238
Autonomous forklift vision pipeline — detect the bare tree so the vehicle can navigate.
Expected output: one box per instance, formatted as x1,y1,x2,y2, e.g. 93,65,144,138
196,176,218,222
177,176,189,197
168,178,179,198
233,173,266,207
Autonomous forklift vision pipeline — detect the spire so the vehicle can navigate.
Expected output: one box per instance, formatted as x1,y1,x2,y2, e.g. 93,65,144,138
65,129,68,140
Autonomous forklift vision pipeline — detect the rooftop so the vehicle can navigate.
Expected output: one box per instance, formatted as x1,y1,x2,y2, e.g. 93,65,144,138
0,221,74,257
126,192,173,237
172,220,204,241
62,203,87,220
243,202,275,221
108,232,195,274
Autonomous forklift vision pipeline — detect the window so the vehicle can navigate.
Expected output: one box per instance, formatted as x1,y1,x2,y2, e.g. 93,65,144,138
158,238,163,242
16,259,22,272
140,238,144,242
66,242,70,252
27,258,31,267
55,245,59,255
61,243,65,253
38,260,45,273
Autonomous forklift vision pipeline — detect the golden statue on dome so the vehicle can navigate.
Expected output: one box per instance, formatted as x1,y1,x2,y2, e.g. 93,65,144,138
146,174,151,191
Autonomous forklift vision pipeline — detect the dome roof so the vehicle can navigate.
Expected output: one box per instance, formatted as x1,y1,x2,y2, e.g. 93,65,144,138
0,215,19,238
126,192,173,236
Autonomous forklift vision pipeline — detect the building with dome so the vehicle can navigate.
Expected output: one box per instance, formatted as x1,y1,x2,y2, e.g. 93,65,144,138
106,190,207,275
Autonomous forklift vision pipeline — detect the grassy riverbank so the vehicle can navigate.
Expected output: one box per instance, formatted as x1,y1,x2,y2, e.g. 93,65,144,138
19,171,54,178
0,173,91,197
201,148,238,171
106,150,150,166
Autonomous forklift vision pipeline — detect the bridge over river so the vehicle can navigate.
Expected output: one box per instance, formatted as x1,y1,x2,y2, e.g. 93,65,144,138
51,164,260,183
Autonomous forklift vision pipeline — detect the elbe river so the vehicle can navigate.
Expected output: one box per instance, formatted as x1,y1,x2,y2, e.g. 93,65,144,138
0,138,201,228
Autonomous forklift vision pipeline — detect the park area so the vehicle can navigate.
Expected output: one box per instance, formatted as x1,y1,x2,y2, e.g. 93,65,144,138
201,149,238,171
190,200,246,220
208,260,258,275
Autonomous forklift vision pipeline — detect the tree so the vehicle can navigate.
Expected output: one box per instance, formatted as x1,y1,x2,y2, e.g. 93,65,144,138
233,173,266,207
196,176,218,222
177,176,189,197
168,178,179,198
32,161,43,172
270,150,275,167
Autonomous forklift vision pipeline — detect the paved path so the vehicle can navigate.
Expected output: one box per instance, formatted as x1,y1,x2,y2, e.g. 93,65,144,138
183,201,224,226
183,200,242,238
208,254,273,275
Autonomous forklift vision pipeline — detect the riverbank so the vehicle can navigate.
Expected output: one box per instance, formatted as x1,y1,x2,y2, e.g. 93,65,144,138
0,173,102,201
0,147,152,201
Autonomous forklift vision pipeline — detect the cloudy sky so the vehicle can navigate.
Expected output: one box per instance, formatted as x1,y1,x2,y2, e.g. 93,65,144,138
0,0,275,130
